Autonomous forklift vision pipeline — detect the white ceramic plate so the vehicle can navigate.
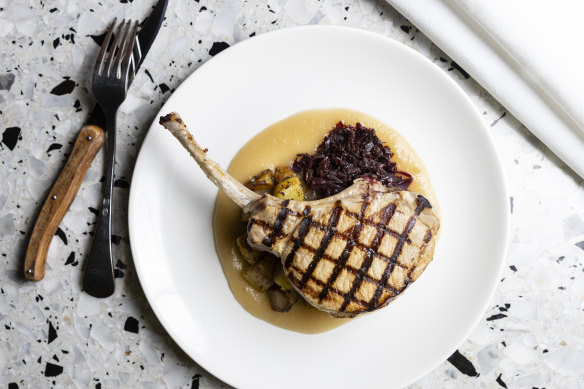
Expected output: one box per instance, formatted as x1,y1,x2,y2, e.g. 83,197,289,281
129,26,508,389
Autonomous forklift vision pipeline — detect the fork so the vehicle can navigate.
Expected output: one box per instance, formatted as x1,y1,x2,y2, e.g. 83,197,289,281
83,19,141,298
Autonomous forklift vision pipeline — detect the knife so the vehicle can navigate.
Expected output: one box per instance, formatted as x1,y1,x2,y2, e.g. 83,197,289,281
24,0,168,282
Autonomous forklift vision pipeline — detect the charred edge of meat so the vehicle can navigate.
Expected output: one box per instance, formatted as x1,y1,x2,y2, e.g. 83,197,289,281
423,230,433,243
159,113,208,152
416,194,432,209
159,112,182,125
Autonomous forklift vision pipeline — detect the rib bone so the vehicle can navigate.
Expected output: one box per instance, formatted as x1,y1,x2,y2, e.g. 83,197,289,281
161,112,261,209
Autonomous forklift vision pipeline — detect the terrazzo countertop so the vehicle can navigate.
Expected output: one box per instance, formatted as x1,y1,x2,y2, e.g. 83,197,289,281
1,0,584,388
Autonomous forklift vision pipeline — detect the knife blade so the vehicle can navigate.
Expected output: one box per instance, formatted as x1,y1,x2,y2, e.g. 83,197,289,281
24,0,168,282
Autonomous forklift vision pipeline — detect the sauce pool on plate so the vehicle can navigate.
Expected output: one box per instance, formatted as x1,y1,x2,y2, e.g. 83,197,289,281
213,108,438,334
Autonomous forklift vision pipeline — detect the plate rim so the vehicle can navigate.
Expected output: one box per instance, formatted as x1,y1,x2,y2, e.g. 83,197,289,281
128,24,509,388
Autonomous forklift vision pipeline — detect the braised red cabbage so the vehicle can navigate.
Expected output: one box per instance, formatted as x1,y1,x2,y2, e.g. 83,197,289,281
292,122,412,196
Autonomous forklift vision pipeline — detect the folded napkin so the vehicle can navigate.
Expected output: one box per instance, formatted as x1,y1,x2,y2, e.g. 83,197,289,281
387,0,584,178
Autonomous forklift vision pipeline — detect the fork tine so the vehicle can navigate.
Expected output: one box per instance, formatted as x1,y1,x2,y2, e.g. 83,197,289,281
105,20,129,78
112,20,131,79
115,20,139,79
95,18,117,77
120,21,140,81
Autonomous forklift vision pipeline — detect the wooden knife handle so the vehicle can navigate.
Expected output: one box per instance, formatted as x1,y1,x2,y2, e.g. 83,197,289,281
24,125,105,281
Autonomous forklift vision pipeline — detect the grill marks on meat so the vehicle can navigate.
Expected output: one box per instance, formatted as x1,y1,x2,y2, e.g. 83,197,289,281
160,112,440,318
299,203,342,288
245,188,437,316
341,202,396,312
370,196,430,308
318,202,366,303
261,199,291,247
283,214,312,269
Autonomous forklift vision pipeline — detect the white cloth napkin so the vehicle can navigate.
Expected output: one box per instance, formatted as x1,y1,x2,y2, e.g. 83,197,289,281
387,0,584,178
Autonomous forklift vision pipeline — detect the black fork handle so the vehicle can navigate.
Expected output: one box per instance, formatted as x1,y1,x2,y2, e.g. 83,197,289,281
83,106,117,298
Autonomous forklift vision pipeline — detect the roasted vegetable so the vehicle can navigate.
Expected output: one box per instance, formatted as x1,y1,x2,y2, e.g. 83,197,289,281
236,233,262,264
242,255,275,291
273,263,294,291
273,176,304,201
267,285,293,312
242,169,275,221
245,169,275,194
241,167,304,309
274,165,296,184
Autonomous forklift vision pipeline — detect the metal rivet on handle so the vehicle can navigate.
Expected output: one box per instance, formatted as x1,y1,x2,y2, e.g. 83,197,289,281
26,268,32,275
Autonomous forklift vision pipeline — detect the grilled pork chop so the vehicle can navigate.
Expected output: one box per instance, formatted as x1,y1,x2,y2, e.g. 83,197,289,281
160,112,440,317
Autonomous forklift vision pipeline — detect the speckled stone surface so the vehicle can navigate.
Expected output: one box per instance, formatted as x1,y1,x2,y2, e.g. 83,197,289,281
1,0,584,388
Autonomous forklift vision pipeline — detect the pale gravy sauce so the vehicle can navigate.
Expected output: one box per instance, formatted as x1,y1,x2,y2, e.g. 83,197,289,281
213,109,438,334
